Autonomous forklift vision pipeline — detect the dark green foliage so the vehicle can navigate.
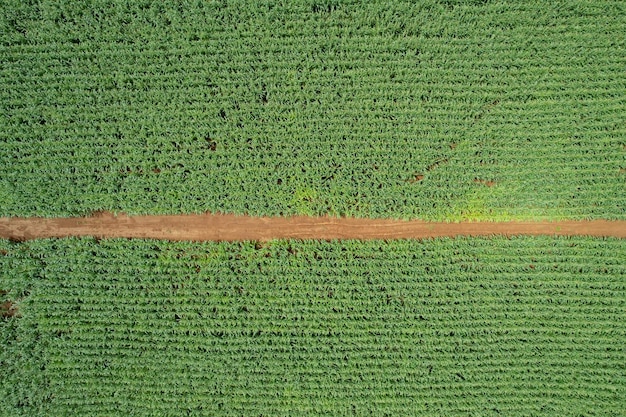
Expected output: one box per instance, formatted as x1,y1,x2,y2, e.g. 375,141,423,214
1,236,625,415
0,239,53,416
1,0,625,219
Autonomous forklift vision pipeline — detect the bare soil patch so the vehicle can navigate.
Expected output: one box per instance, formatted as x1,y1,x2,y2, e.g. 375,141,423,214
0,213,624,242
473,178,496,187
1,300,19,319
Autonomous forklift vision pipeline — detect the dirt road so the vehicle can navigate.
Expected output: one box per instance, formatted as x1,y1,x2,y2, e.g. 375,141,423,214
1,212,624,241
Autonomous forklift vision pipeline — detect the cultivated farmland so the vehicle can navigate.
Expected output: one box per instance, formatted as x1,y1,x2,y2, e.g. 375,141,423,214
1,0,625,220
1,236,625,416
2,1,626,416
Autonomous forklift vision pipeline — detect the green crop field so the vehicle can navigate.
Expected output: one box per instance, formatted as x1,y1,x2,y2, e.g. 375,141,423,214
1,236,625,416
1,0,625,219
2,1,626,416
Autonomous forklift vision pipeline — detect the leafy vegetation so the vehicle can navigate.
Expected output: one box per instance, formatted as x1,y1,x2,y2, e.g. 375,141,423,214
1,0,625,219
2,236,625,416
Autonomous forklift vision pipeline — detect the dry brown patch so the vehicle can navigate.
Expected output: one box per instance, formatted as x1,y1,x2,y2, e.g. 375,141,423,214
474,178,496,187
1,300,19,319
407,174,424,183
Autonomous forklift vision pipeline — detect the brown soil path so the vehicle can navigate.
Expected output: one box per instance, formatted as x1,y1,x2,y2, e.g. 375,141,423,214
1,213,625,241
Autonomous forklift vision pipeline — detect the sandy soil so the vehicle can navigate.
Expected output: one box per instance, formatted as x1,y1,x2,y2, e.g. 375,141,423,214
0,212,624,241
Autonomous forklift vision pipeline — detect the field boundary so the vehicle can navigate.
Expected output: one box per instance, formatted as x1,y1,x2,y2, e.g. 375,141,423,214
1,213,625,241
